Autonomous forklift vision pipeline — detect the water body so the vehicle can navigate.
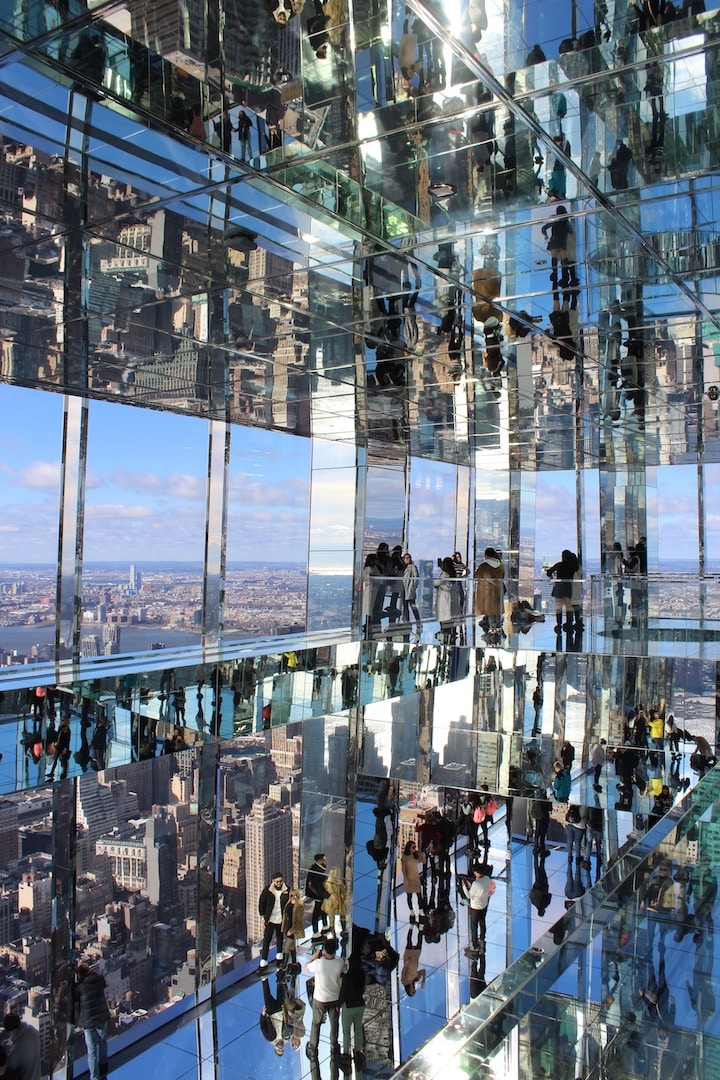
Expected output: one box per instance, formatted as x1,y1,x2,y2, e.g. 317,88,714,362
0,625,201,657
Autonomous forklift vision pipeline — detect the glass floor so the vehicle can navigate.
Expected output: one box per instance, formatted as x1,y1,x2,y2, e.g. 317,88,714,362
99,754,720,1080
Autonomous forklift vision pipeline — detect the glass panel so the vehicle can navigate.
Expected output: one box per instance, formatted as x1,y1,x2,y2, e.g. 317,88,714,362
82,401,206,658
307,440,355,631
225,426,311,640
0,385,63,666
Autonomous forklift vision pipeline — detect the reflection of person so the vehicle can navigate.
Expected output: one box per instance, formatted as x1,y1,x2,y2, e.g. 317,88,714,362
401,927,426,995
47,713,71,780
305,853,329,935
642,860,676,950
259,973,287,1057
401,840,426,919
2,1013,41,1080
74,963,110,1080
608,139,633,190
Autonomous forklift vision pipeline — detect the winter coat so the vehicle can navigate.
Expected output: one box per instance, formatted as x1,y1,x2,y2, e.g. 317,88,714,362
322,872,348,917
258,883,289,923
552,768,571,802
473,558,505,616
403,561,419,601
305,861,327,903
281,898,305,941
74,970,110,1029
401,851,425,895
434,572,458,624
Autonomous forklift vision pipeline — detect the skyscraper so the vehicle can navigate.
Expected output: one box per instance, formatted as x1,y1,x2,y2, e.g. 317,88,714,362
0,1,719,1076
244,795,292,944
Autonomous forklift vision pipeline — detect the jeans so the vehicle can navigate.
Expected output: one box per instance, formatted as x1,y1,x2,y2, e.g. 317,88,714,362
84,1023,107,1080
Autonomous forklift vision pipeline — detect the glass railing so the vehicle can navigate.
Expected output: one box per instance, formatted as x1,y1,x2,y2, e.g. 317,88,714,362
396,763,720,1078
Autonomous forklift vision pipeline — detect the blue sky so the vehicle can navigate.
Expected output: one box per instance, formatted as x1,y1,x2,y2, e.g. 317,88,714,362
0,382,708,568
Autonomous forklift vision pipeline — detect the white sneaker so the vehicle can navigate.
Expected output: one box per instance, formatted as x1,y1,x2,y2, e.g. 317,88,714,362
259,959,268,969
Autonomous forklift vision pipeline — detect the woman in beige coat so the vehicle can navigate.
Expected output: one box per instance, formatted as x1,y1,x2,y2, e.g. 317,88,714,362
474,547,505,630
322,867,348,935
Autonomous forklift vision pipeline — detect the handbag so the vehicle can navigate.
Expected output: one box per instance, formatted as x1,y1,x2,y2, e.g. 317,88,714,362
473,804,486,824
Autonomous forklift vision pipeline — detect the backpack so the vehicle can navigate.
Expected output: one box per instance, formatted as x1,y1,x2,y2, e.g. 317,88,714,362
486,797,498,817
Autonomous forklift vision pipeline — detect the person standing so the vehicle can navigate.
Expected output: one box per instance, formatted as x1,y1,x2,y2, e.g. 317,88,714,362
2,1013,41,1080
258,872,289,969
361,553,381,639
402,553,422,633
304,936,347,1061
74,962,110,1080
280,887,305,973
434,556,459,641
400,926,426,995
400,840,426,920
339,953,366,1072
305,853,329,936
453,550,468,611
47,713,71,780
386,545,405,624
590,738,607,791
462,865,494,951
322,867,348,938
546,550,579,632
473,547,505,634
530,797,551,856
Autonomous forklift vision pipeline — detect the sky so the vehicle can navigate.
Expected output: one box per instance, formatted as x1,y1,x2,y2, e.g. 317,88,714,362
0,381,710,572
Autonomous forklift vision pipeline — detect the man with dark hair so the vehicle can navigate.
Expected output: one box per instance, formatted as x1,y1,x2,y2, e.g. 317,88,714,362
258,871,289,969
304,936,347,1060
74,962,110,1080
2,1014,40,1080
305,853,329,936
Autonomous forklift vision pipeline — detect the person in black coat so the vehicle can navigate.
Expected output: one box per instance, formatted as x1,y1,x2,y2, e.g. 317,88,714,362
258,873,289,968
74,962,110,1080
305,853,329,935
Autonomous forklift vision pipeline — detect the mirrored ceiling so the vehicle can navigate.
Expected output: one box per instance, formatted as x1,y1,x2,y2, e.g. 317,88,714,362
0,1,719,469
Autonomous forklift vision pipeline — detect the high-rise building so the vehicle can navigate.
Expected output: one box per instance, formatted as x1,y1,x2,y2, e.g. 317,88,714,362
243,796,292,944
1,0,720,1076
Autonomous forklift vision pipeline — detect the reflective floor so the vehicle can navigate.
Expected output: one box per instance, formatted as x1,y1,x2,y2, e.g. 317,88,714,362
100,753,710,1080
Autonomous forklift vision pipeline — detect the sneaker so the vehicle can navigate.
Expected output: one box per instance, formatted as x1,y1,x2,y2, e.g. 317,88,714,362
258,958,268,969
353,1050,366,1069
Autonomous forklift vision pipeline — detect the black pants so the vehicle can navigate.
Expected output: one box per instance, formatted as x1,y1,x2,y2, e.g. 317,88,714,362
261,920,283,961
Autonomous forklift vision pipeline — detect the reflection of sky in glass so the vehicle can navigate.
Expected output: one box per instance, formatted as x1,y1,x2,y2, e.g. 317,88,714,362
0,385,62,563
